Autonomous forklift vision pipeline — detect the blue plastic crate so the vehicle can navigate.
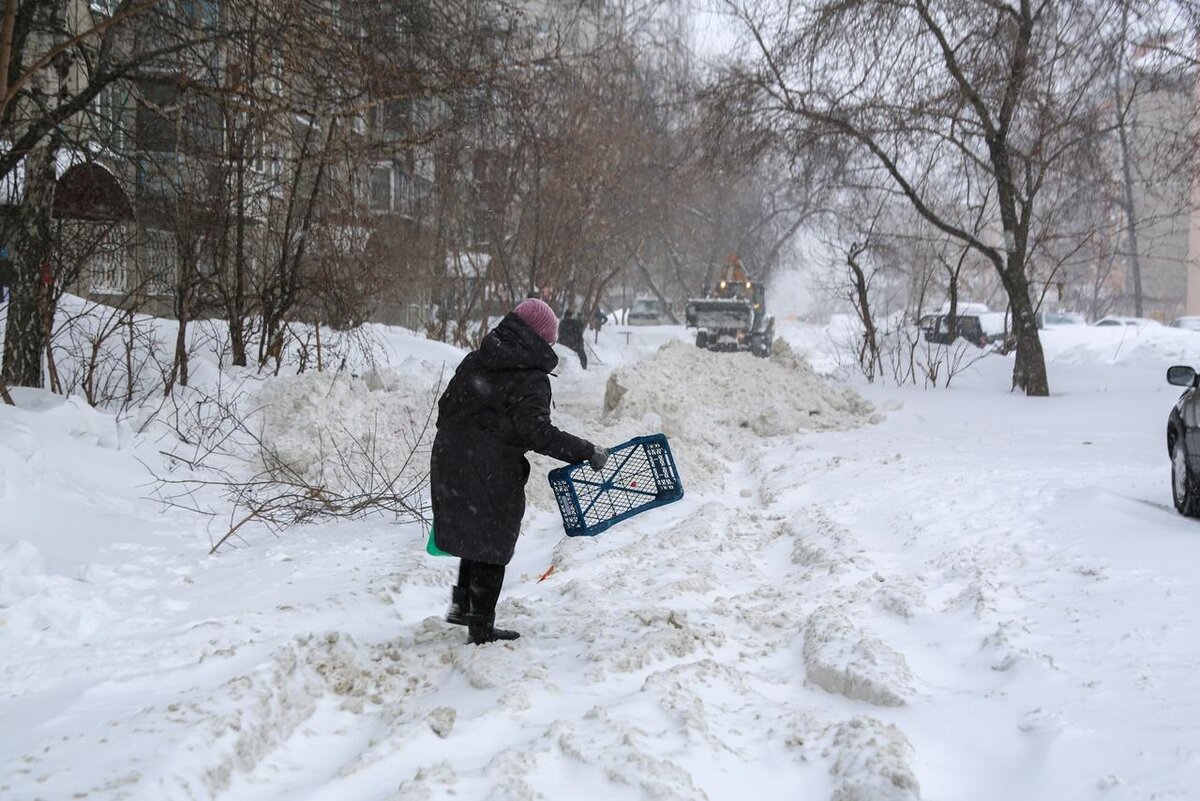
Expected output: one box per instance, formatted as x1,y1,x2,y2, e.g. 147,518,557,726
548,433,684,537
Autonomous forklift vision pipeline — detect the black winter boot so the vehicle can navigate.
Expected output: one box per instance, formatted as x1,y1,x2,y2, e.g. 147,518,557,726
445,586,470,626
468,613,520,645
464,561,519,644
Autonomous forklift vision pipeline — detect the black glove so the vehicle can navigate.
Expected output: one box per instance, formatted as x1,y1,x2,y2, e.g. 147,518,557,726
589,445,608,471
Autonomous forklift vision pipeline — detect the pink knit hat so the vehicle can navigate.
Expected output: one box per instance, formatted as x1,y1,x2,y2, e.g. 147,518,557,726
513,298,559,344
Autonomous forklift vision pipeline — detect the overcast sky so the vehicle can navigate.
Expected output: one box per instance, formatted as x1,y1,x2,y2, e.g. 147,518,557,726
685,1,745,64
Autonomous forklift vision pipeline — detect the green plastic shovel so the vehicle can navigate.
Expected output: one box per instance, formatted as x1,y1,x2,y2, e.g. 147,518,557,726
426,523,450,557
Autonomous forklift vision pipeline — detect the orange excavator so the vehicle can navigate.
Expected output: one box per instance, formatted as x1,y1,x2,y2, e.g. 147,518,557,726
684,254,774,358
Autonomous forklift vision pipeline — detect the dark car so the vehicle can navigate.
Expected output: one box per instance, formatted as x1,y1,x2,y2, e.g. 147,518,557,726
921,312,1010,349
1166,365,1200,515
627,296,671,326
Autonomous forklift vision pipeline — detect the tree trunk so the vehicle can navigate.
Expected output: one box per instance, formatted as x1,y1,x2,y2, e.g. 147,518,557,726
165,261,193,395
124,308,135,404
846,246,881,381
1116,98,1143,317
988,128,1049,397
43,288,61,394
1001,260,1049,395
1114,2,1144,318
169,315,189,393
2,141,57,388
947,274,959,340
230,315,246,366
231,156,248,366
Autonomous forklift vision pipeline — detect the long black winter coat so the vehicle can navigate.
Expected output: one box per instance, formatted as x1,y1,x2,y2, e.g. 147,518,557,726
430,313,594,565
559,315,585,351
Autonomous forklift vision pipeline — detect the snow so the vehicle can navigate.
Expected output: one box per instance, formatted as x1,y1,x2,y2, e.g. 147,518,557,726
803,605,915,708
3,313,1200,800
1039,321,1200,366
253,368,441,496
603,339,874,439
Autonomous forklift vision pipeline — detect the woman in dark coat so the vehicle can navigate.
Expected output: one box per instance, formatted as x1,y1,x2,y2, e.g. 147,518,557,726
431,299,607,644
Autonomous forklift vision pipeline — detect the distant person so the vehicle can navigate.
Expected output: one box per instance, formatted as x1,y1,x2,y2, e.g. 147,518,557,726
590,307,607,335
430,298,607,644
559,309,588,369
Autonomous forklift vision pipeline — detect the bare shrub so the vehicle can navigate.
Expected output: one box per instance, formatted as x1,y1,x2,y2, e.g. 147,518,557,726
149,368,439,553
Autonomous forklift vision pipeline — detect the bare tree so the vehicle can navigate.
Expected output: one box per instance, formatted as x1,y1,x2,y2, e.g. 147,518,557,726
717,0,1179,395
0,1,239,388
844,239,883,381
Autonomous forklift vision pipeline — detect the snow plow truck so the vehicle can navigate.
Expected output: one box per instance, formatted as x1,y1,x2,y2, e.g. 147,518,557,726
685,256,774,358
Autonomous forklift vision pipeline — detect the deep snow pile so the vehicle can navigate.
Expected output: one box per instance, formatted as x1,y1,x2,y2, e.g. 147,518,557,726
603,339,874,439
599,340,875,493
594,340,875,493
0,391,134,643
1039,323,1200,366
252,365,443,496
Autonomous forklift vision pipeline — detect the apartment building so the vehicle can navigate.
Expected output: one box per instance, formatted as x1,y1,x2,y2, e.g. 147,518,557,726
2,0,618,331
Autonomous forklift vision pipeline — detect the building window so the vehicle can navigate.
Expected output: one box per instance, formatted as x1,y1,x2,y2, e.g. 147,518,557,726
231,112,281,177
246,119,267,173
137,155,181,199
264,139,283,180
182,95,223,157
369,165,393,212
136,81,179,153
88,225,131,294
251,130,267,173
142,229,177,296
178,0,218,28
395,172,414,216
93,84,128,155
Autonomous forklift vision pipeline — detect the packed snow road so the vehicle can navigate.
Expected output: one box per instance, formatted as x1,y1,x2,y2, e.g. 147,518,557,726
2,323,1200,800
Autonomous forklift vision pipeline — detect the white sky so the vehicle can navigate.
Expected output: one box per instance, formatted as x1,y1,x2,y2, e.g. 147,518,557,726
684,0,746,64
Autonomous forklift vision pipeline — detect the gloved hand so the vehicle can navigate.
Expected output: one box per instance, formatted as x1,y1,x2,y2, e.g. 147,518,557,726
589,445,608,471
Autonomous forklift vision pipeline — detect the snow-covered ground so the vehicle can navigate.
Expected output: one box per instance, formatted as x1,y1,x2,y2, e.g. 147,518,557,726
3,318,1200,800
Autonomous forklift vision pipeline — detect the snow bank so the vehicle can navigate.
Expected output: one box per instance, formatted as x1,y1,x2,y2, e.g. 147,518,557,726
1039,324,1200,367
826,717,922,801
136,630,452,798
556,706,710,801
0,540,119,641
0,389,128,476
252,365,443,496
603,340,873,441
0,415,51,501
803,605,915,707
595,339,873,492
0,391,137,641
777,315,1200,380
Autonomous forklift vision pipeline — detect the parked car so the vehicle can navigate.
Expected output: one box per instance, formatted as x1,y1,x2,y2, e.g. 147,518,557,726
1167,365,1200,516
938,301,991,316
1042,311,1087,327
922,311,1010,348
1172,316,1200,332
1094,315,1157,327
626,296,672,326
